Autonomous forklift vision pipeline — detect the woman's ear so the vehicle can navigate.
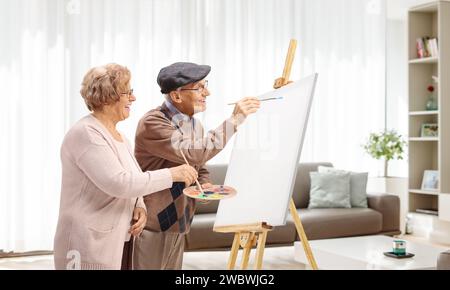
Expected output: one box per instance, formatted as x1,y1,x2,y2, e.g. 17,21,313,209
169,91,182,103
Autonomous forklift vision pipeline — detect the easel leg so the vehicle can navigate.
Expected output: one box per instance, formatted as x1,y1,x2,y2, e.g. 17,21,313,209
240,233,254,270
227,233,240,270
289,199,318,270
255,231,268,270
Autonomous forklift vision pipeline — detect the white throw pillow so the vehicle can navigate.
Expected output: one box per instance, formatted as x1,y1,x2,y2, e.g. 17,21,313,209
308,171,352,209
318,166,368,208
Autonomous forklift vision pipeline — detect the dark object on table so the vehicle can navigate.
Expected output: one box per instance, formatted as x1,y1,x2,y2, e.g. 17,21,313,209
383,252,415,259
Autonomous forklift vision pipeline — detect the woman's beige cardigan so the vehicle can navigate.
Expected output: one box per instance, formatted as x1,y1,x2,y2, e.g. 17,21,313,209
54,115,173,269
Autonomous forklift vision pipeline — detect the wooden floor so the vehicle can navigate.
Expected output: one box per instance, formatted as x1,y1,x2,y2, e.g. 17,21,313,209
0,235,447,270
0,246,302,270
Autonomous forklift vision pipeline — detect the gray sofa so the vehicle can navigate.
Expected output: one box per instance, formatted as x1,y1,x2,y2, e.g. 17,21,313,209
185,162,401,251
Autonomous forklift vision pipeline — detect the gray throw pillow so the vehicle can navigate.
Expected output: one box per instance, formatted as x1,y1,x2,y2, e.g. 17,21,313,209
318,166,368,208
308,171,351,209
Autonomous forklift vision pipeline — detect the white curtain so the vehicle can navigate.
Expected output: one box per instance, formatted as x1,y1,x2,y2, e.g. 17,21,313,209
0,0,67,253
0,0,386,252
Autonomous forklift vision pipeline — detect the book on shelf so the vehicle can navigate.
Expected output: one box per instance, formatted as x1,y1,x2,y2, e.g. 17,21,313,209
428,38,439,57
416,37,426,58
416,37,439,58
415,208,439,216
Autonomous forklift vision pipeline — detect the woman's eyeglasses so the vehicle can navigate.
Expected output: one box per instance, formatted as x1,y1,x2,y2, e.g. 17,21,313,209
120,89,134,97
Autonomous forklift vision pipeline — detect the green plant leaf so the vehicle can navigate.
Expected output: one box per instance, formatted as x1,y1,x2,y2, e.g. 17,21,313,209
362,130,407,162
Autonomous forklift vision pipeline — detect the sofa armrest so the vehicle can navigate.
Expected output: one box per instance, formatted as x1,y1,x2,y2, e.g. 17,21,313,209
437,250,450,270
367,193,400,233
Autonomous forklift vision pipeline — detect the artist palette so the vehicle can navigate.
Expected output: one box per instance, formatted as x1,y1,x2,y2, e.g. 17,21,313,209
183,185,237,200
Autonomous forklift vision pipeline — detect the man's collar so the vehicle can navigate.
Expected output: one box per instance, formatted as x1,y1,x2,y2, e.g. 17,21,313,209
162,99,196,131
164,100,188,118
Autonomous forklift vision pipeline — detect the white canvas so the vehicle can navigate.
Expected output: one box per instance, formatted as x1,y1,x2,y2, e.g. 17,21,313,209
214,73,318,228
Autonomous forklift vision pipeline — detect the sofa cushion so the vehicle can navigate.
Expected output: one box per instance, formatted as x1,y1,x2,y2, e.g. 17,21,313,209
205,164,227,185
292,162,333,209
195,200,220,215
318,166,368,208
308,172,352,209
185,213,297,251
287,208,383,240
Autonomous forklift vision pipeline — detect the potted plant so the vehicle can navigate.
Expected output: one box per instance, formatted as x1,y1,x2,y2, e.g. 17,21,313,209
363,130,406,177
363,130,408,234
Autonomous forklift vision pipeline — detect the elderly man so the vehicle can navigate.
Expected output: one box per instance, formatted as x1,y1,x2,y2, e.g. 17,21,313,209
128,62,260,269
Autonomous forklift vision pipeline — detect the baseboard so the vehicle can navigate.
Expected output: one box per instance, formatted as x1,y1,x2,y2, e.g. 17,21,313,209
0,250,53,259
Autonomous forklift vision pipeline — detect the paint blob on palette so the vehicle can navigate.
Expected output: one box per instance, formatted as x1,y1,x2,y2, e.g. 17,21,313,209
183,185,237,200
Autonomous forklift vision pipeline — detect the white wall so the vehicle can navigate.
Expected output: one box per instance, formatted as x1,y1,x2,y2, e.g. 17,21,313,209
388,0,434,20
386,17,408,177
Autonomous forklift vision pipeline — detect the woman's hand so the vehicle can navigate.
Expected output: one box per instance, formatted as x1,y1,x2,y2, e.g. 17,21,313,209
231,97,261,126
129,207,146,237
169,164,198,187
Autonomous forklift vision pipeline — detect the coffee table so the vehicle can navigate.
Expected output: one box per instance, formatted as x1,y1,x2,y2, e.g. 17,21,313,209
294,235,447,270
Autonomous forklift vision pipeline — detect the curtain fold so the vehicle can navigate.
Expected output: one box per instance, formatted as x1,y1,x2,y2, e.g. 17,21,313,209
0,0,67,252
0,0,386,252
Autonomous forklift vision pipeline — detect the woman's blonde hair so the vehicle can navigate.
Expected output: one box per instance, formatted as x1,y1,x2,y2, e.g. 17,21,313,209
80,63,131,111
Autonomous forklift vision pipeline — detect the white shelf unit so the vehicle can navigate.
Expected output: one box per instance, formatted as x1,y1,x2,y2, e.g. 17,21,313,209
409,110,438,116
409,56,439,64
409,137,439,141
408,1,450,222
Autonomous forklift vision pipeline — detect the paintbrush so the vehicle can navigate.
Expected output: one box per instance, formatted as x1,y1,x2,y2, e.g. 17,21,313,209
227,96,283,105
179,150,206,196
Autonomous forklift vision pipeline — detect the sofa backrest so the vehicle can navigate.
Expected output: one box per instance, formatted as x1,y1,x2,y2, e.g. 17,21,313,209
195,164,226,214
196,162,333,214
292,162,333,208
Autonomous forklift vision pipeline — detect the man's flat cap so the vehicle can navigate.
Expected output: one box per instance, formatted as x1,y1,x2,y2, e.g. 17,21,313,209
157,62,211,94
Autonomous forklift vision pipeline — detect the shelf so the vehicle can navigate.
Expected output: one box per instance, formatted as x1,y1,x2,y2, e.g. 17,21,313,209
408,1,450,222
409,57,438,64
415,209,439,216
409,137,439,141
409,111,438,116
409,212,439,220
409,189,439,196
409,2,438,13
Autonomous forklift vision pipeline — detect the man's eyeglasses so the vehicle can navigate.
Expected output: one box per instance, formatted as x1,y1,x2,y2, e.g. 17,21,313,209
179,80,208,92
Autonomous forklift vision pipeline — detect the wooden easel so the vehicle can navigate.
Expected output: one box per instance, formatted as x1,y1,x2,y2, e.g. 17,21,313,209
214,222,273,270
213,40,318,270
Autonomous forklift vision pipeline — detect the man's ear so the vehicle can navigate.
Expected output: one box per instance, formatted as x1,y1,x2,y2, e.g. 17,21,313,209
169,91,182,104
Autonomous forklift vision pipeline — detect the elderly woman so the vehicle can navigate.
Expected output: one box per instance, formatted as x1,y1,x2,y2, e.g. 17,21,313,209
53,63,197,270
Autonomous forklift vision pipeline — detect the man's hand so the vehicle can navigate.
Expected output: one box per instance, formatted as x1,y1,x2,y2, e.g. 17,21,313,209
231,97,261,126
201,183,214,190
273,77,293,89
129,207,147,237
